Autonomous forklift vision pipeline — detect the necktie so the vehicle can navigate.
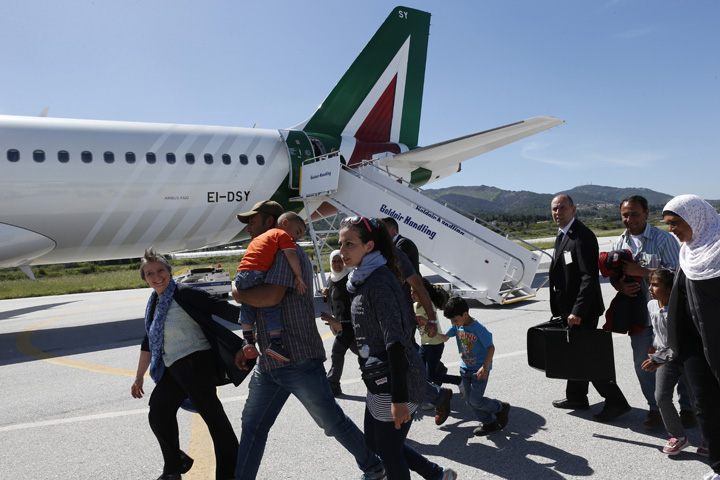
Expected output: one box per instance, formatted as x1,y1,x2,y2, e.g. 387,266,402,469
554,231,564,259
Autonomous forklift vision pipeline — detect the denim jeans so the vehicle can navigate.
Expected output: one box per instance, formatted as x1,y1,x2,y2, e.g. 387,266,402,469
424,379,445,405
235,358,383,479
632,327,694,411
363,407,442,480
234,271,282,332
460,367,502,424
656,360,694,438
419,343,461,386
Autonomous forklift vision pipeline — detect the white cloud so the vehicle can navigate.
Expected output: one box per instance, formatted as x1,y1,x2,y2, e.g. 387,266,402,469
522,141,668,169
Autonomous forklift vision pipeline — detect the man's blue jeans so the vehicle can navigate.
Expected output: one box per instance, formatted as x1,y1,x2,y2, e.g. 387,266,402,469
461,367,502,424
235,358,383,479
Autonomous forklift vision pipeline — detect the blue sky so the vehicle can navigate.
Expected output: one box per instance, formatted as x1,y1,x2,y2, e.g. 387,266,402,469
1,0,718,200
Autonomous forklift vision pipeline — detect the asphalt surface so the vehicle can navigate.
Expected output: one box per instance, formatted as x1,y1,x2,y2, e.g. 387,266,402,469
0,261,712,479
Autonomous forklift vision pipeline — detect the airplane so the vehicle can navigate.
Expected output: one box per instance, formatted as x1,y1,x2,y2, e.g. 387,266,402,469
0,6,562,279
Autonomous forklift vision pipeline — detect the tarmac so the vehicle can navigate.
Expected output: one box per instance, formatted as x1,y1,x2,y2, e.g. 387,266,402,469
0,254,712,479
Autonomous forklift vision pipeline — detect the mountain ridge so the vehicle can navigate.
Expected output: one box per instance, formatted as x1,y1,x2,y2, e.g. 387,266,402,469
422,184,679,214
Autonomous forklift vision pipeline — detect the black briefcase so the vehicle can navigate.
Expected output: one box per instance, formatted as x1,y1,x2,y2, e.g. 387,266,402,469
527,318,616,383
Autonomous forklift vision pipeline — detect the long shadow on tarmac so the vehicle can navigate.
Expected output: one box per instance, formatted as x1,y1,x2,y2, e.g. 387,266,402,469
0,318,146,367
409,404,595,478
0,301,79,321
1,302,244,367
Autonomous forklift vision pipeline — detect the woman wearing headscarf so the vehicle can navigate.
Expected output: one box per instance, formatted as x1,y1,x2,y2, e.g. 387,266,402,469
130,248,247,480
663,195,720,479
320,249,358,396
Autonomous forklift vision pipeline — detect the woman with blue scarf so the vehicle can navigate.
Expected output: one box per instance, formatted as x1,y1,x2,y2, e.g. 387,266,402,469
131,249,246,480
335,217,457,480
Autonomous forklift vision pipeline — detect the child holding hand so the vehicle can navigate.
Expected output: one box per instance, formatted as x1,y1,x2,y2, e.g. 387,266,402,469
642,268,706,456
437,296,510,436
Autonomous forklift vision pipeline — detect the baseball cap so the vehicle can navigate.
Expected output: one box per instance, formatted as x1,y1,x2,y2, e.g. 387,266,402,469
236,200,284,223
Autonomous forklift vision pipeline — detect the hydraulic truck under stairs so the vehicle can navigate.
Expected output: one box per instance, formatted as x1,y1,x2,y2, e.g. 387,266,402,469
295,154,550,305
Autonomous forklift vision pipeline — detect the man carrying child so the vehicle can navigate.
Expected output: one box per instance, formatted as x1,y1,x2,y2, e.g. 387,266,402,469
234,207,307,362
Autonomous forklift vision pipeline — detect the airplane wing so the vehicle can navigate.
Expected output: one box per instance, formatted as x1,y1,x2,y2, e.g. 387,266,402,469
378,116,563,177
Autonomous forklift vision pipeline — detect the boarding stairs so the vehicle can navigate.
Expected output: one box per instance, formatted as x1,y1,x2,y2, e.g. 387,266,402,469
294,153,551,305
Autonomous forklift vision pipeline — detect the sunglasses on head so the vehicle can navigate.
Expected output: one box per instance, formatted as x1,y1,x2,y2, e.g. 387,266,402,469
340,215,379,232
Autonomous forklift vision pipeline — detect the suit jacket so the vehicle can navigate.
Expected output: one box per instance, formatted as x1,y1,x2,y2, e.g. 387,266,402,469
549,218,605,325
142,283,251,386
395,234,420,274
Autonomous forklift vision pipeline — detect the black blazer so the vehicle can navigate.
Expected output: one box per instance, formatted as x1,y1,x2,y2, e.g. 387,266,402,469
549,218,605,324
142,283,251,386
395,234,420,274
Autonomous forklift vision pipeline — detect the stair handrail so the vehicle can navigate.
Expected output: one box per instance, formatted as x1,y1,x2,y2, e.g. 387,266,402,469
297,154,551,301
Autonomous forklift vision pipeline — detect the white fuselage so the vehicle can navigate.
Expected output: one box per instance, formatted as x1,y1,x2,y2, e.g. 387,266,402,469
0,114,291,266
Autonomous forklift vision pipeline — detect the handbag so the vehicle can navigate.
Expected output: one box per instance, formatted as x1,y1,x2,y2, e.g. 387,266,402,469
360,360,391,394
527,317,617,383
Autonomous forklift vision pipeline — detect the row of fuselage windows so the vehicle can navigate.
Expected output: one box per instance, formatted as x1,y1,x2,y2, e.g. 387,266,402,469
5,149,265,166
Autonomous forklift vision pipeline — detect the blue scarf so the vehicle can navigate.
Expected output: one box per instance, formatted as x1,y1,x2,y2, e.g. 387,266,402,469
347,251,387,294
144,279,177,383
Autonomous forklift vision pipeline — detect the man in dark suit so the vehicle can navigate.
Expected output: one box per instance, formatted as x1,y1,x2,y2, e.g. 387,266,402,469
382,216,420,273
549,194,631,422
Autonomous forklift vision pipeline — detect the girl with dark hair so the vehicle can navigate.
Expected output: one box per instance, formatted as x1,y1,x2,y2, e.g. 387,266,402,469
642,268,705,456
333,216,457,480
413,278,461,392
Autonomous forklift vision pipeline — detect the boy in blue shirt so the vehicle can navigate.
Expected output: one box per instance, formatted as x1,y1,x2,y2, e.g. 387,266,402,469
437,296,510,436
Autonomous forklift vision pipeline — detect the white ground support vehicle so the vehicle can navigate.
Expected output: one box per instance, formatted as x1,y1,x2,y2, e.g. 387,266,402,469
173,265,232,298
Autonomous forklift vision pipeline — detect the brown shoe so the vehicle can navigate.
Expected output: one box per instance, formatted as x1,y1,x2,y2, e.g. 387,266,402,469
680,409,698,428
434,388,453,425
643,410,663,429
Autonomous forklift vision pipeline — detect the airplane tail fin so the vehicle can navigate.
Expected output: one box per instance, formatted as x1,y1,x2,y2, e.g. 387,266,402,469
297,7,430,159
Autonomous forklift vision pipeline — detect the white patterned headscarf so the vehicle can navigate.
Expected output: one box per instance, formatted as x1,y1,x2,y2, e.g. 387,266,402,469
663,194,720,280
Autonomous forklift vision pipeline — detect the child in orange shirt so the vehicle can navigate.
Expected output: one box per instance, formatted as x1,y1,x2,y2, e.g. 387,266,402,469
235,211,306,362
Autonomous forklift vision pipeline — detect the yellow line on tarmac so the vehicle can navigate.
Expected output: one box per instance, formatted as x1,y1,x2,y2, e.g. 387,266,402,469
185,412,215,480
15,300,146,377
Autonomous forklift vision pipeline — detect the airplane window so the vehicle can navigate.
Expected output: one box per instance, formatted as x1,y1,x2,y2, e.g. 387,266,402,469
146,152,156,164
33,150,45,162
222,153,231,165
7,149,20,162
256,154,265,165
166,153,176,164
239,154,248,165
125,152,136,164
204,153,213,165
82,151,93,163
104,151,115,164
58,150,70,163
185,153,195,164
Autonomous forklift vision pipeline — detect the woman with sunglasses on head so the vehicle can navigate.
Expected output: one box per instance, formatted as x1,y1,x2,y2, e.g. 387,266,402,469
332,216,457,480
